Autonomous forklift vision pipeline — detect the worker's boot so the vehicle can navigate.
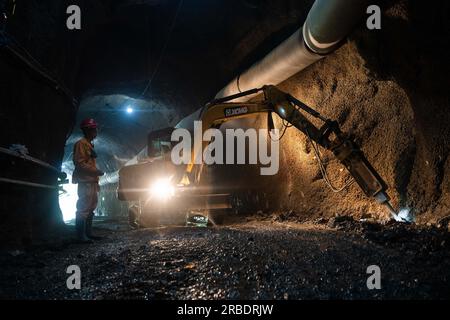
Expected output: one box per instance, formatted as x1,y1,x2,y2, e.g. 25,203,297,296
75,215,93,244
86,212,103,240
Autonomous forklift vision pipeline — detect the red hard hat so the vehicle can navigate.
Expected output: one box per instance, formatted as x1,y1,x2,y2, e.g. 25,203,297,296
80,118,98,129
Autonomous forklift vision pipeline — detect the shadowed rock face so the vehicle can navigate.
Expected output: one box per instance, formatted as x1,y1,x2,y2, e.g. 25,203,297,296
0,0,449,247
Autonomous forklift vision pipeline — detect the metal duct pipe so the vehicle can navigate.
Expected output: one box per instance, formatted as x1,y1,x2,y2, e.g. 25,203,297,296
98,148,149,186
215,0,369,100
99,170,119,186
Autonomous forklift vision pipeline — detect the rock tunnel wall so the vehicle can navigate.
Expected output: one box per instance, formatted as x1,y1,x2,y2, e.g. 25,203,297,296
0,0,83,248
0,53,76,248
211,1,450,224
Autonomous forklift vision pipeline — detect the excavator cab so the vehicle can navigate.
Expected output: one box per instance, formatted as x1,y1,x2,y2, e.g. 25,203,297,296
147,127,174,158
117,127,175,202
118,125,232,228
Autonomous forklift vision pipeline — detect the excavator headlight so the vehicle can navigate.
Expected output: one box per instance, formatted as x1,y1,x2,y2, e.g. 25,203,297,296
149,177,175,201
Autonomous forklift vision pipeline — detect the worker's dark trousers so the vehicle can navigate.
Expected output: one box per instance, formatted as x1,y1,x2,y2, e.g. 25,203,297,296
86,212,95,238
75,182,99,240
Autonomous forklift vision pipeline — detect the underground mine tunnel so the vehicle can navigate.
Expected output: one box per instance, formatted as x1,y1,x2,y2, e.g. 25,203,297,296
0,0,450,301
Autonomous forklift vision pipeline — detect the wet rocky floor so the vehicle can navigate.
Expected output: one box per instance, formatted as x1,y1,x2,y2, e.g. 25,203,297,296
1,217,450,300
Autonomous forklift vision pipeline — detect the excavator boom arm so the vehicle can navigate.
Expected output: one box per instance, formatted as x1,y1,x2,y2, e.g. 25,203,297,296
183,85,396,216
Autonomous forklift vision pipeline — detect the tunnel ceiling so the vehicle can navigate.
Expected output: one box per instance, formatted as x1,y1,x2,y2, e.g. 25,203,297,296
76,0,314,105
58,0,315,172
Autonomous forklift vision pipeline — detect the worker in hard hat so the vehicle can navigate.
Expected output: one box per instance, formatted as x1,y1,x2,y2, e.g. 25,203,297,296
72,118,104,243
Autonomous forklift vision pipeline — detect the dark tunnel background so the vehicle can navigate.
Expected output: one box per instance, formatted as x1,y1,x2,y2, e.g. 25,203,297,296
0,0,449,248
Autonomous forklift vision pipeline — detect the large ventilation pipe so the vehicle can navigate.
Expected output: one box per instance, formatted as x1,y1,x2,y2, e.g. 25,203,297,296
215,0,370,100
99,171,119,187
98,148,149,186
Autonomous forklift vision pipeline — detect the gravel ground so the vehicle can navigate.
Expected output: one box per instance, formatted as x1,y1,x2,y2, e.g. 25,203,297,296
1,217,449,300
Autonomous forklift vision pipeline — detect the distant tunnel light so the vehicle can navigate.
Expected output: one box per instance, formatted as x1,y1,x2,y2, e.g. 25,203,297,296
59,173,78,223
126,106,134,114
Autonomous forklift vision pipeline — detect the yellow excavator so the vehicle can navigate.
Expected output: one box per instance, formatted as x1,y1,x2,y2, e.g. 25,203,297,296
118,85,399,227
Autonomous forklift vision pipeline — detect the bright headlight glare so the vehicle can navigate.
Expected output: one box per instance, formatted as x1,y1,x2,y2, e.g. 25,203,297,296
150,177,175,200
